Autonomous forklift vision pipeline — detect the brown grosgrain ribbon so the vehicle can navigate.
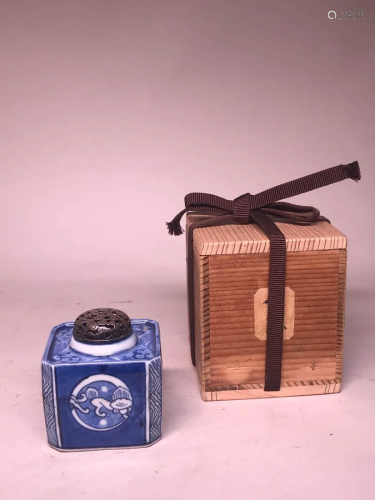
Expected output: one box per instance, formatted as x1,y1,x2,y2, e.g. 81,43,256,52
167,162,361,391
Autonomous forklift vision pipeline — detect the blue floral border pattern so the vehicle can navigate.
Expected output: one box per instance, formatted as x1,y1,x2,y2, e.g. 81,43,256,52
148,357,162,443
42,363,59,447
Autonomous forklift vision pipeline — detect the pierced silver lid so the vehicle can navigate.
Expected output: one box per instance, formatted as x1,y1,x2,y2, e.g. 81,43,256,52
73,308,133,345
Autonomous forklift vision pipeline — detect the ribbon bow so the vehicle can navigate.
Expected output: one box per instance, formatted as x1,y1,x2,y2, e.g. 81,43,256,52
167,162,361,391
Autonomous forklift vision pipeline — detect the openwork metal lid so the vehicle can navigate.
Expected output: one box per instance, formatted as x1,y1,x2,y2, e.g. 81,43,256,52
73,308,133,345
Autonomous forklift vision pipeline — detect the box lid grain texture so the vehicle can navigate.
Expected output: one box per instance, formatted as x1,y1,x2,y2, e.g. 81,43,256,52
187,214,347,401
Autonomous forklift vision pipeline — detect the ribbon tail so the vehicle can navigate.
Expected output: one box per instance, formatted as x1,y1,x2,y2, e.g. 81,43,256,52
250,161,361,209
167,205,233,237
344,161,361,182
166,209,187,236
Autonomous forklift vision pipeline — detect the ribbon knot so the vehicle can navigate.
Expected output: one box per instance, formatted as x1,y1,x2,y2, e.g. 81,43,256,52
233,193,252,224
167,162,361,391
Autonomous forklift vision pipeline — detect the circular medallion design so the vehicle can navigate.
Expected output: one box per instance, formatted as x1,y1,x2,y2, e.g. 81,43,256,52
70,375,133,431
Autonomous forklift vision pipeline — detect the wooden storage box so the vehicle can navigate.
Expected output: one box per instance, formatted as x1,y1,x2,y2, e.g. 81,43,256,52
188,214,347,401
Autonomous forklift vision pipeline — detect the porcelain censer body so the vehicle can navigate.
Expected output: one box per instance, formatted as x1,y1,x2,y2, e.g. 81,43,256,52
41,308,162,451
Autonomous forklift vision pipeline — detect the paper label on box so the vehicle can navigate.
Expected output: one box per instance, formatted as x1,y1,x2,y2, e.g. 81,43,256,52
254,287,295,340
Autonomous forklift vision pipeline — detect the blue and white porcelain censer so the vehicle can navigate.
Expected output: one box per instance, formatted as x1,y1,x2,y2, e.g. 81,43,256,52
41,308,162,451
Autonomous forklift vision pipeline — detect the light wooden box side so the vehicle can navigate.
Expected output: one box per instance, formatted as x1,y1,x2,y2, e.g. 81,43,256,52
187,214,347,401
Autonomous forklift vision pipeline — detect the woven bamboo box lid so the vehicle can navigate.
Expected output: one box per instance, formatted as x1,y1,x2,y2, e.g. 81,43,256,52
187,214,347,256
